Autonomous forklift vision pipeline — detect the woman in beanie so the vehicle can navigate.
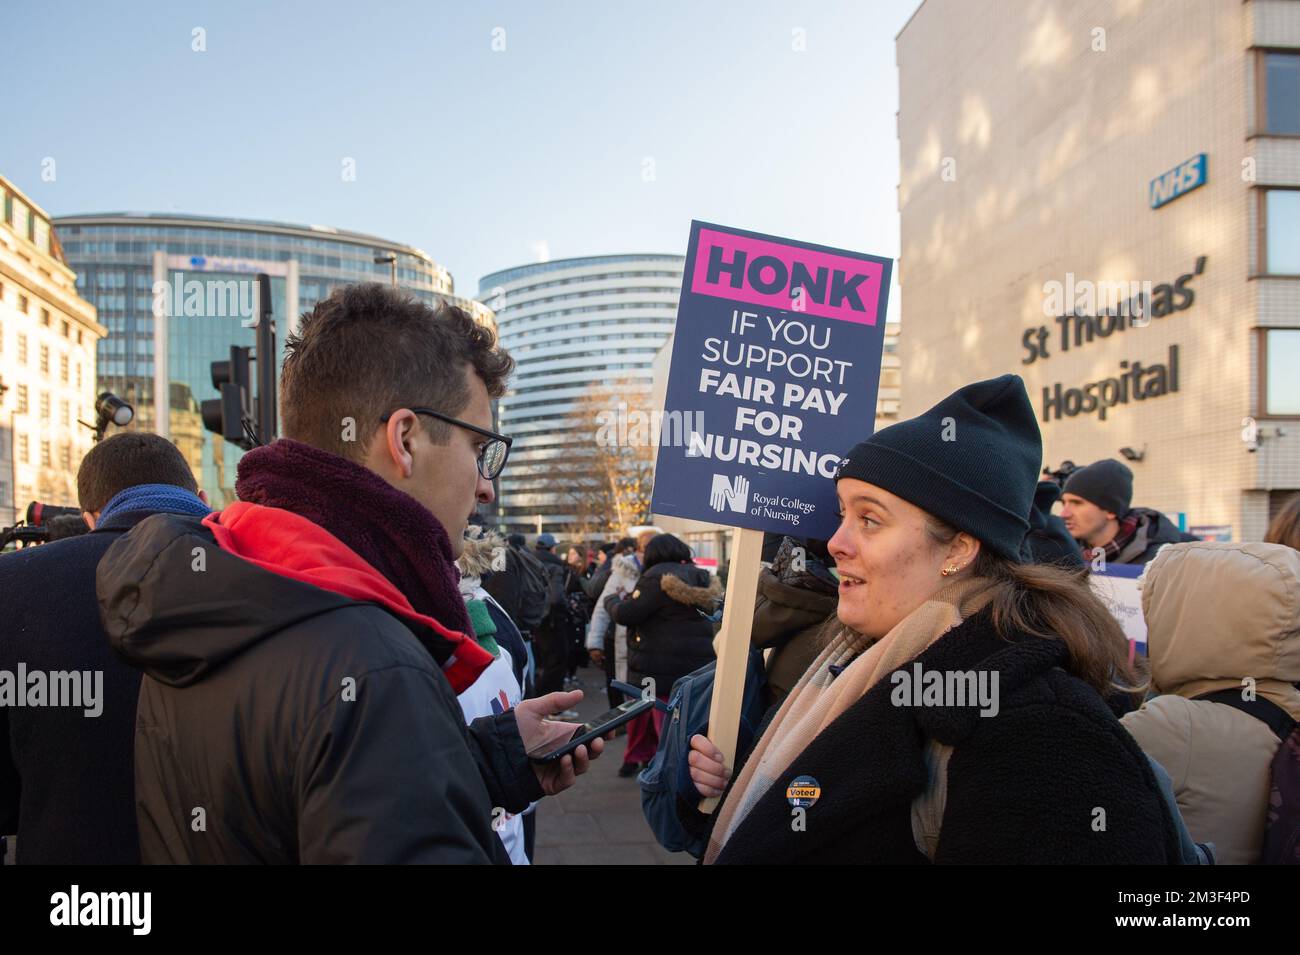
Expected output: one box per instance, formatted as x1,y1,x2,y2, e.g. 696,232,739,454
683,375,1180,864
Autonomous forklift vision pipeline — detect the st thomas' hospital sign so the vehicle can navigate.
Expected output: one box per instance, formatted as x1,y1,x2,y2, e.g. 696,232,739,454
1019,256,1206,423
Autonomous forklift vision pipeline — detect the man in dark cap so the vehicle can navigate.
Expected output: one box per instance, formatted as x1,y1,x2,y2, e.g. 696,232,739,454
1059,458,1195,565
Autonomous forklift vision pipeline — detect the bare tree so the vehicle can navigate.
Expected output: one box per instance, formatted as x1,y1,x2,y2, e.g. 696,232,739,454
547,379,657,538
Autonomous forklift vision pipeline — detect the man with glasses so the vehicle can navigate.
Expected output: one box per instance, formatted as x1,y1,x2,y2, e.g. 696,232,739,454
97,283,601,864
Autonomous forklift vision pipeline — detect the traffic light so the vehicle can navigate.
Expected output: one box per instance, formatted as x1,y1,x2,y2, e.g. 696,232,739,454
202,345,253,449
200,273,274,450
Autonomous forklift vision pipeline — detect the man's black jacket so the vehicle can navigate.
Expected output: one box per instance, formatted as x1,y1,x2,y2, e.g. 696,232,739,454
0,511,155,863
97,512,543,864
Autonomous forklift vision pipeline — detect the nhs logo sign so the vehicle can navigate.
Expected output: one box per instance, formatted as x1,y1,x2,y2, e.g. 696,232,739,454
1149,154,1207,209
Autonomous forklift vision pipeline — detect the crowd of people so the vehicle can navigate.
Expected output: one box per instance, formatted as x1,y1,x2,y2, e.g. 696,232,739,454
2,280,1298,865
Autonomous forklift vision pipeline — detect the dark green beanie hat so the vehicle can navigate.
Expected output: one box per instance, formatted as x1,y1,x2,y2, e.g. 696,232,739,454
834,374,1042,562
1062,459,1133,518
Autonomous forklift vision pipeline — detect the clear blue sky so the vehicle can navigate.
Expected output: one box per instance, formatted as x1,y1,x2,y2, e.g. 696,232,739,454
6,0,918,313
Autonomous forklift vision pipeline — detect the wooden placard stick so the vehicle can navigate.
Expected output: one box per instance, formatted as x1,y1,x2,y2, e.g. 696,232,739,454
699,525,765,814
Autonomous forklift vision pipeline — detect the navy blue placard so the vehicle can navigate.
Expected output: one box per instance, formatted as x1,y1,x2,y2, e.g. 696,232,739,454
651,220,892,540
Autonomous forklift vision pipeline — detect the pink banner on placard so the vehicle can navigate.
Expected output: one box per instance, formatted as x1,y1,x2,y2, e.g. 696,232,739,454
689,227,883,325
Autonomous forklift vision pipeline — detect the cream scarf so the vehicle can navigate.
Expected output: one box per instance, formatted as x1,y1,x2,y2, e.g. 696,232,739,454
705,577,993,863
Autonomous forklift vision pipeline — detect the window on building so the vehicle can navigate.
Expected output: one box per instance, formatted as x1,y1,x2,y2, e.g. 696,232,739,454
61,400,70,426
1262,329,1300,416
40,308,50,326
11,199,29,241
1264,190,1300,275
16,384,28,413
76,362,82,389
40,391,50,421
61,319,69,337
40,345,49,374
61,443,71,471
1265,51,1300,135
17,434,28,464
41,440,51,468
60,354,68,382
17,333,27,365
18,294,28,314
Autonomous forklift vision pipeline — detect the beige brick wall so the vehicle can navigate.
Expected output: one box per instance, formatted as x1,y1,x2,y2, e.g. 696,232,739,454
897,0,1298,540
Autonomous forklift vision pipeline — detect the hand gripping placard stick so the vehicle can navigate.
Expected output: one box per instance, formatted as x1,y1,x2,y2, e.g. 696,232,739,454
699,526,764,814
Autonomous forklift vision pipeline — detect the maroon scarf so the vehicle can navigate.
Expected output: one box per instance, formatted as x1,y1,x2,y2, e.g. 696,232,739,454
235,438,472,639
1082,512,1141,566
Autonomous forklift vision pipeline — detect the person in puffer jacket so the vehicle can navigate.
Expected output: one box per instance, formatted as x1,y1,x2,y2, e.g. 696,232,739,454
609,533,720,774
613,534,721,696
1121,541,1300,864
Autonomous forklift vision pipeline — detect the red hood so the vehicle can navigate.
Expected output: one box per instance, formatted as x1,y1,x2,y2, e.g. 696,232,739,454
202,502,491,694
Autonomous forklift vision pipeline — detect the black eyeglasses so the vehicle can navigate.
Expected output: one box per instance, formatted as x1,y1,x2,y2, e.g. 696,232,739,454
380,407,513,480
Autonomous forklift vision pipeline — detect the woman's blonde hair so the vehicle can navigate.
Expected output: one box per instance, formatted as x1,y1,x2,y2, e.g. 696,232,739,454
923,516,1147,702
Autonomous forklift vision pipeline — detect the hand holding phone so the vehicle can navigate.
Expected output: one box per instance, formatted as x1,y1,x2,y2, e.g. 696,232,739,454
527,697,654,763
514,690,607,796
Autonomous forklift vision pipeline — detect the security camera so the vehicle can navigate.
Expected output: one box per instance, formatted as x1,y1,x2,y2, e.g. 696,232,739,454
1242,417,1286,452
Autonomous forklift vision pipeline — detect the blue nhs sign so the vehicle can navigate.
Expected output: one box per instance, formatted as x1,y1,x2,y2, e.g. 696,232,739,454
1149,154,1207,209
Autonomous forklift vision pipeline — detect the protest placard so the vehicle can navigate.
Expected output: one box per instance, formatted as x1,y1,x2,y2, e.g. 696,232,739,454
652,221,891,539
1089,562,1147,659
652,220,892,810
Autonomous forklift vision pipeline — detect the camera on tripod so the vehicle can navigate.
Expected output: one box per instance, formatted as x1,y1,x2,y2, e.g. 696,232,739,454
1041,460,1081,488
0,502,89,550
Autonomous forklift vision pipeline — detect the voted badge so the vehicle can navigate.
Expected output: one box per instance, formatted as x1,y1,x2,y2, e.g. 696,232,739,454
786,775,821,809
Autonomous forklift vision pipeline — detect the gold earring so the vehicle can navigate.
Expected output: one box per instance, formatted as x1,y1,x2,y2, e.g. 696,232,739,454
941,563,959,576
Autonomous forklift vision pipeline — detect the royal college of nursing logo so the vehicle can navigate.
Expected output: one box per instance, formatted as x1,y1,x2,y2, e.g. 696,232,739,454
708,474,749,514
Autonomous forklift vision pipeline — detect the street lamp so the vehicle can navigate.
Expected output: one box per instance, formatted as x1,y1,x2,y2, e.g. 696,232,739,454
374,253,397,288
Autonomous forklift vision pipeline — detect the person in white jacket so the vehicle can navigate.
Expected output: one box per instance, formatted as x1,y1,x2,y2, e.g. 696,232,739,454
586,531,656,684
586,531,659,775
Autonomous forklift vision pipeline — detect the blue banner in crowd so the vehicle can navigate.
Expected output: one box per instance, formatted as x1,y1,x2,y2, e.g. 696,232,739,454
651,220,892,540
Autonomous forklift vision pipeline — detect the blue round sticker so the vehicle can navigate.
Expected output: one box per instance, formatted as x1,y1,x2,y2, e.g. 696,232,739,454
786,775,821,808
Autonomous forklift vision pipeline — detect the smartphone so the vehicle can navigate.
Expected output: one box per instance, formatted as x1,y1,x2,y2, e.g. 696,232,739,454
526,697,655,763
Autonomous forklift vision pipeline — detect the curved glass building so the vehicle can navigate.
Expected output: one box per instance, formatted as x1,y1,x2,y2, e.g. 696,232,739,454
55,212,491,505
479,254,684,536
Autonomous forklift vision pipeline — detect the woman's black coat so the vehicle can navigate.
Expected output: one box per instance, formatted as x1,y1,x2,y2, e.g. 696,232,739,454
681,606,1182,864
611,561,719,693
